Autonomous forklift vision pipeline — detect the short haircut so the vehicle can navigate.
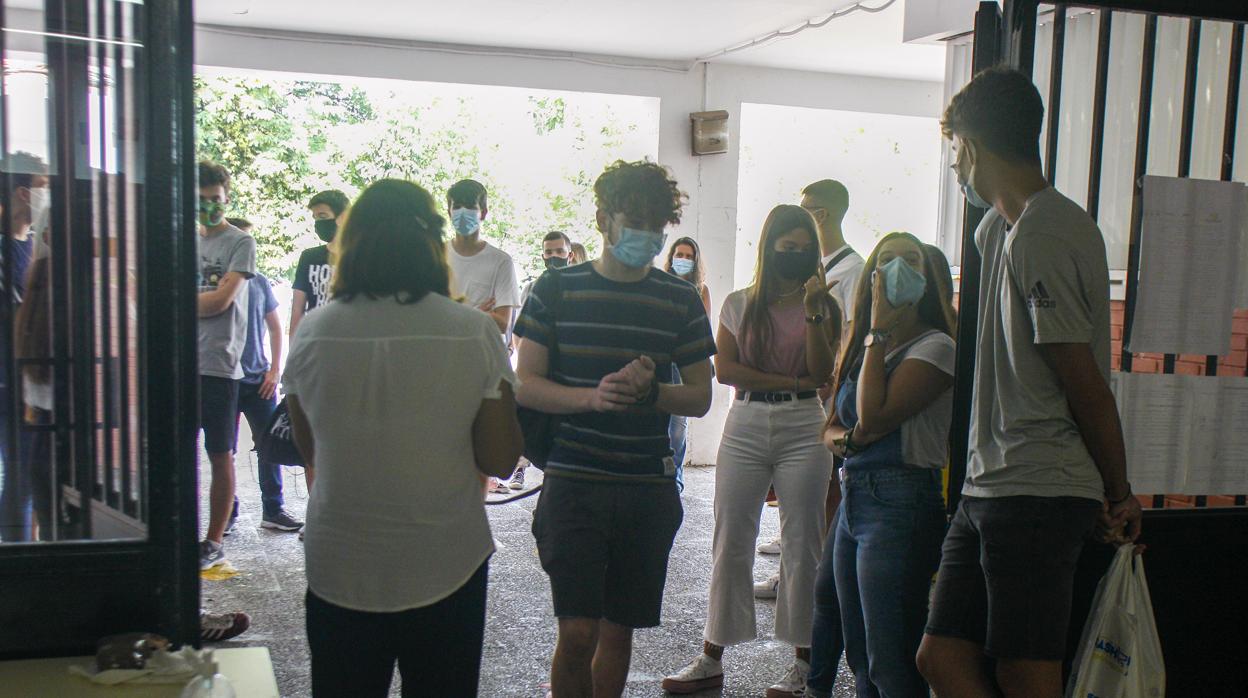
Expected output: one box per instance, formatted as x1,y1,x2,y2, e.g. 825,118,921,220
8,151,47,191
447,179,488,210
801,179,850,219
942,66,1044,164
332,179,450,304
593,160,685,230
198,161,231,193
543,230,572,247
308,190,350,216
226,217,253,231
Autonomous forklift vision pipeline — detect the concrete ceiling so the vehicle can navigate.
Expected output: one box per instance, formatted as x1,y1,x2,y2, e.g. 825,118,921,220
192,0,945,82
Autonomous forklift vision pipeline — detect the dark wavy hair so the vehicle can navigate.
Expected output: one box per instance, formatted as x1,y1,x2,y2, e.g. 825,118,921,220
833,232,958,390
741,205,834,365
332,179,449,304
593,159,685,230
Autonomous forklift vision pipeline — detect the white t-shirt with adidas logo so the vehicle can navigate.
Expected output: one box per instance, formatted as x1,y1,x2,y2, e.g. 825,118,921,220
965,186,1111,502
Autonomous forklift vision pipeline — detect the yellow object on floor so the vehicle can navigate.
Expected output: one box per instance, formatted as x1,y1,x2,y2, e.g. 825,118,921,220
201,562,239,581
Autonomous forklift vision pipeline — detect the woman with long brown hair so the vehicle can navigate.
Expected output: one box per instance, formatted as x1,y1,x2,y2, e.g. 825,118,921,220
664,205,839,697
808,232,957,698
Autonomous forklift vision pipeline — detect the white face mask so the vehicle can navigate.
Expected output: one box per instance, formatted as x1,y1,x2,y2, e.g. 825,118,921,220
26,187,51,233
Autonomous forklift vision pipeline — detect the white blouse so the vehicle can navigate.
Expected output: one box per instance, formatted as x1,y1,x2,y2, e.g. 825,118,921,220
283,293,517,612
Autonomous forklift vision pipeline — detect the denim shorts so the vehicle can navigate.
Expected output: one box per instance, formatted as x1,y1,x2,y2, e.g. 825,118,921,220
925,495,1100,660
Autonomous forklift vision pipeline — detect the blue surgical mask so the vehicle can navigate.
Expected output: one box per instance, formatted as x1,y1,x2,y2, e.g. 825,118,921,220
450,208,480,236
880,257,927,307
671,258,695,276
959,177,991,209
610,227,666,269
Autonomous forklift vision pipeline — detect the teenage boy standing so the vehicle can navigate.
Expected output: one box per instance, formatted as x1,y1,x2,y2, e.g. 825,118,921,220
515,160,715,698
291,190,349,337
917,67,1141,698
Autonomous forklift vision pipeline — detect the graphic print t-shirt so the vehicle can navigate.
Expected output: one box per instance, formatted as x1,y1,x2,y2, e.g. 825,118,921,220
199,224,256,379
293,245,333,313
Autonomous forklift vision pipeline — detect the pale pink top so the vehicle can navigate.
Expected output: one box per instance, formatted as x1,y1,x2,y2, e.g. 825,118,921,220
719,289,808,379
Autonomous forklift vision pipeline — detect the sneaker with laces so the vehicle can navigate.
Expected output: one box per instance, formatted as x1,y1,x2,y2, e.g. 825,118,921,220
661,654,724,694
754,572,780,600
200,611,250,643
764,658,810,698
509,467,526,490
199,540,227,571
261,509,304,532
757,536,781,555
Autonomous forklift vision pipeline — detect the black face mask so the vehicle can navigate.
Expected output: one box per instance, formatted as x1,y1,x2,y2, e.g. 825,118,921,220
773,249,818,281
544,256,569,271
314,218,338,243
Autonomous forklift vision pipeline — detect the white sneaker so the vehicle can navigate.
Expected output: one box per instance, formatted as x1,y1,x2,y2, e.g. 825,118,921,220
765,658,810,698
754,572,780,600
757,536,781,555
661,653,724,695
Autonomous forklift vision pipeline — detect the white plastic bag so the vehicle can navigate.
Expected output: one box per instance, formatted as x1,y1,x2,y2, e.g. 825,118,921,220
1066,544,1165,698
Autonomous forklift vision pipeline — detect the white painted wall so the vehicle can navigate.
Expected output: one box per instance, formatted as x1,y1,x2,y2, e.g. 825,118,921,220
189,25,943,464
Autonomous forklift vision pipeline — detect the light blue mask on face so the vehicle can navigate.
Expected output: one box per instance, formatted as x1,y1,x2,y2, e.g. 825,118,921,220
610,227,667,269
671,258,695,276
959,178,991,209
880,256,927,307
451,208,480,236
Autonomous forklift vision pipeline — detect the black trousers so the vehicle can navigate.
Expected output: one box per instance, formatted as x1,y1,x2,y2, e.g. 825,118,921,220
306,560,489,697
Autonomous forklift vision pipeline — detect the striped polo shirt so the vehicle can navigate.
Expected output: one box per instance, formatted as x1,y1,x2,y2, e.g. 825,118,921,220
514,263,716,481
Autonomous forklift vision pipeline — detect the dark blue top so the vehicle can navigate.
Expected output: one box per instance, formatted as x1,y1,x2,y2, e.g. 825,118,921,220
1,235,34,303
514,264,716,481
241,273,279,384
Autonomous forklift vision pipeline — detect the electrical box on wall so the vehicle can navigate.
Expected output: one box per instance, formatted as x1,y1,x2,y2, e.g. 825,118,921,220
690,110,729,155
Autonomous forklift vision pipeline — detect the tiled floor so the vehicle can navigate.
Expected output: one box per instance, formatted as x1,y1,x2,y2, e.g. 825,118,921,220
202,429,855,697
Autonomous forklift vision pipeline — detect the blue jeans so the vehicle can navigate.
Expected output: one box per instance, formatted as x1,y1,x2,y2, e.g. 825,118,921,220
833,467,945,698
237,380,283,517
668,414,686,493
807,501,845,698
0,396,32,542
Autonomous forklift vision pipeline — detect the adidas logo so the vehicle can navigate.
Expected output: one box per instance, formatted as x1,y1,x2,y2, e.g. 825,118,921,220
1027,281,1057,309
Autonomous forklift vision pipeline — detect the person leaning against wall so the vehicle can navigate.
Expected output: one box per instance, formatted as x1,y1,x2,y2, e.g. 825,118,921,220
283,179,522,697
662,235,713,493
916,66,1142,698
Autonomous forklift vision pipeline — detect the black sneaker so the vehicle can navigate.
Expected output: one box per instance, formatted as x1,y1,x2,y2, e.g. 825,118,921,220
223,498,240,536
261,509,304,532
199,539,227,571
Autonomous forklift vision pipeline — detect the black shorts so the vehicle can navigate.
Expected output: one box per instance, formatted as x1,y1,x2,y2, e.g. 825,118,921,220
532,474,683,629
925,495,1100,661
199,376,240,455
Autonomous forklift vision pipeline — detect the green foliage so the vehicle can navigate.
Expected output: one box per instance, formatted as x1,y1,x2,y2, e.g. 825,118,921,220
196,74,644,281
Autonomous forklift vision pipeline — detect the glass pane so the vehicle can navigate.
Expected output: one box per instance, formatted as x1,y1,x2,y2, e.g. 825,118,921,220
0,0,146,543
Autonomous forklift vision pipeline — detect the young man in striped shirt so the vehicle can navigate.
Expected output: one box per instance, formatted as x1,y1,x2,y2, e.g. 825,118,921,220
515,160,716,698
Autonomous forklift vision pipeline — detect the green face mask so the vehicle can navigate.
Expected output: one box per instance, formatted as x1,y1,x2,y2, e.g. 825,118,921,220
198,200,227,227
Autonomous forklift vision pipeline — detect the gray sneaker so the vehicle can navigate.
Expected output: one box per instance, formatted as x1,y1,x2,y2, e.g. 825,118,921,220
199,540,227,571
508,467,526,490
261,509,304,532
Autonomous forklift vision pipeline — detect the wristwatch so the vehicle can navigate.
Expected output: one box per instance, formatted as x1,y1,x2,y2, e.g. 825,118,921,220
863,329,890,348
805,313,825,325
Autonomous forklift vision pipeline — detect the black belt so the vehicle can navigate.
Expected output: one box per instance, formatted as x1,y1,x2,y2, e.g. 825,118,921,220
735,390,818,403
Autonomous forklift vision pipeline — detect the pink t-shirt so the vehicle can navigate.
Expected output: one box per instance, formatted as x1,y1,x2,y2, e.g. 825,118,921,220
719,289,808,378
